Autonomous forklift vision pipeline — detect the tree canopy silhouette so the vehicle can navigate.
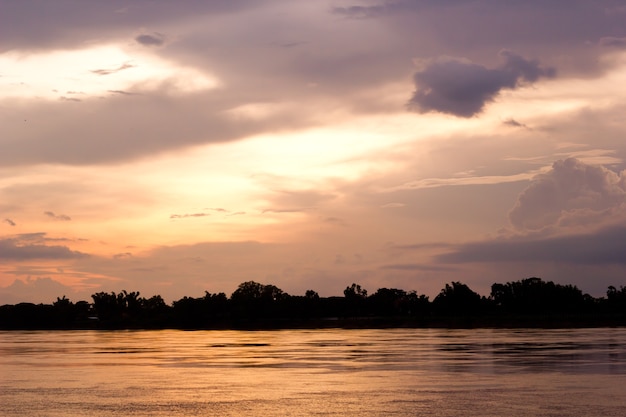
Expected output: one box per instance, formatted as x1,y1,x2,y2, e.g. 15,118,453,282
1,277,626,329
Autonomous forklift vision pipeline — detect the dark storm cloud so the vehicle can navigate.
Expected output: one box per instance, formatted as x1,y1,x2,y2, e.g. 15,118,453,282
135,32,166,47
44,211,71,221
436,225,626,266
0,237,88,260
407,51,556,117
3,218,16,226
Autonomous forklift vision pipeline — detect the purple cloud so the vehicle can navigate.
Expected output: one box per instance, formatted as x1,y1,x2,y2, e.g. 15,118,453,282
0,237,88,260
135,32,165,47
408,50,556,117
436,225,626,266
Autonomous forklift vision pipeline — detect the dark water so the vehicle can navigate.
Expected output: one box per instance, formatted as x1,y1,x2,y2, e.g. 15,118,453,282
1,328,626,416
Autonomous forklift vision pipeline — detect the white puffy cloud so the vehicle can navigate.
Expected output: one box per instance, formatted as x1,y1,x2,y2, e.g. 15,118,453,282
509,158,626,231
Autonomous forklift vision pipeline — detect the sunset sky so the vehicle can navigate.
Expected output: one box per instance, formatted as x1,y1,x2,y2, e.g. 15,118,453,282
2,0,626,304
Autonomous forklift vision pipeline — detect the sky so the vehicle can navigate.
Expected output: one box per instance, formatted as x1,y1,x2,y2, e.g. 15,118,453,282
2,0,626,304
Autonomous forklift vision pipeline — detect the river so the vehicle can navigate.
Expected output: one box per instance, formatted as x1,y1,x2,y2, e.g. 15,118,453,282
1,327,626,416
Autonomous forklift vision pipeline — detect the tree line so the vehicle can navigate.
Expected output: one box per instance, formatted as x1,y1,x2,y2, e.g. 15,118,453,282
1,277,626,329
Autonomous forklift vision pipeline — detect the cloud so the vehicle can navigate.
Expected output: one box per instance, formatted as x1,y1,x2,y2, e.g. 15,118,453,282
44,211,71,221
0,277,79,304
407,50,556,117
380,202,405,208
262,189,336,213
135,32,166,47
437,225,626,266
599,36,626,48
508,158,626,231
170,213,209,219
332,4,389,19
503,118,528,129
389,242,453,251
0,236,88,260
322,216,346,226
3,218,16,226
202,208,245,216
59,96,81,102
90,63,134,76
383,168,545,191
0,91,314,166
380,263,456,272
108,89,137,96
0,1,260,52
12,232,47,242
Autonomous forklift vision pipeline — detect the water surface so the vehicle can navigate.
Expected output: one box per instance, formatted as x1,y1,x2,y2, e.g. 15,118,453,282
2,328,626,416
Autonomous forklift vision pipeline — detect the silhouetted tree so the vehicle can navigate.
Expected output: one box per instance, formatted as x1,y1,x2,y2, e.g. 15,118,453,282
51,296,74,326
490,277,585,314
344,283,367,299
142,294,168,312
606,285,626,313
4,277,626,330
343,283,368,317
305,290,319,300
433,282,483,315
172,296,207,327
91,292,123,322
123,290,142,316
230,281,289,319
91,291,147,326
405,291,431,316
368,288,408,316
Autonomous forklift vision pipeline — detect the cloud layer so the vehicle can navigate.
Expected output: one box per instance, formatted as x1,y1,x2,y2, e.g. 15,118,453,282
438,225,626,265
0,235,87,261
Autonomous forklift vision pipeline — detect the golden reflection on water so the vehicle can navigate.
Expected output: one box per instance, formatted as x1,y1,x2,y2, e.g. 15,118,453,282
1,328,626,416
